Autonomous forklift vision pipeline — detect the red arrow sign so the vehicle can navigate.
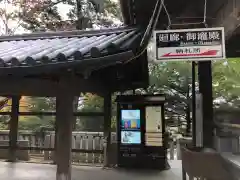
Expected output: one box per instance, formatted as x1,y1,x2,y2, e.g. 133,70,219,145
162,50,218,57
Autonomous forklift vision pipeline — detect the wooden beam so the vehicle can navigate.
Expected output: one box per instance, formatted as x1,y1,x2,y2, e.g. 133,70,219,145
8,96,20,162
0,76,105,97
207,0,226,17
119,0,134,25
212,0,240,40
0,78,58,97
0,111,104,117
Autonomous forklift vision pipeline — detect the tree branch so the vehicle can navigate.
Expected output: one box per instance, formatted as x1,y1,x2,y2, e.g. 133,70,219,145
10,19,22,35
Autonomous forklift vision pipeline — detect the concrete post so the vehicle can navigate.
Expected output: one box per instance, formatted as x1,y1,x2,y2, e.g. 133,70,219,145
55,93,74,180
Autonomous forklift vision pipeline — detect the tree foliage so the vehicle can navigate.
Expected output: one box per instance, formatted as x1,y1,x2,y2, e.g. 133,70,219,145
18,0,121,32
20,97,56,131
0,0,122,34
76,94,104,131
213,59,240,102
76,93,118,131
0,0,62,34
147,59,240,134
145,62,192,134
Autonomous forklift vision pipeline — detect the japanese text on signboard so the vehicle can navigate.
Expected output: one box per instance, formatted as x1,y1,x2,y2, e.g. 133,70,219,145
157,30,222,47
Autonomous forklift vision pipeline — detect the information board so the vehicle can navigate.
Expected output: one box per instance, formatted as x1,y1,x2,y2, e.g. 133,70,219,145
153,27,225,62
116,95,167,170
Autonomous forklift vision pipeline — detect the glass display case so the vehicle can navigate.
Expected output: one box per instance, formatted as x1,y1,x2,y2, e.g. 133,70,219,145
116,95,167,170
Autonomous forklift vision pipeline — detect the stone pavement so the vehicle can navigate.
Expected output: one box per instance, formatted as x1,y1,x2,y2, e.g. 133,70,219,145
221,152,240,178
0,161,182,180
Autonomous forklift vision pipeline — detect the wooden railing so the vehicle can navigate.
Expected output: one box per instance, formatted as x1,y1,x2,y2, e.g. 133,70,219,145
0,130,44,148
43,132,117,164
0,130,116,164
0,130,189,163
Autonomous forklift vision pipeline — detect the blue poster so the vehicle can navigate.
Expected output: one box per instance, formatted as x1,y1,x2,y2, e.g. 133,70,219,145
121,110,140,130
121,131,141,144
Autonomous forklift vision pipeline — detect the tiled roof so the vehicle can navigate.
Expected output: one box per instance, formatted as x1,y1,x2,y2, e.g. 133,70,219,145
0,28,141,67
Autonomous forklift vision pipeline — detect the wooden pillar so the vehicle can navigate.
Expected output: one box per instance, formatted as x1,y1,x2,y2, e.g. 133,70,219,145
53,115,59,164
198,61,214,148
55,92,74,180
8,96,20,162
103,92,112,167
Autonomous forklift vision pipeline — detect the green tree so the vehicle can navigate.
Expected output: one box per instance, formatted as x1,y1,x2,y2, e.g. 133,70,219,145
28,97,55,112
76,93,103,131
18,97,56,131
213,59,240,102
19,116,55,131
77,93,117,131
17,0,122,32
0,0,46,34
145,62,192,134
212,58,240,125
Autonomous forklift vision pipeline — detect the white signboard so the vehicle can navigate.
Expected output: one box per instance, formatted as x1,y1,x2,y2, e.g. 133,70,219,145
153,27,225,62
145,106,163,147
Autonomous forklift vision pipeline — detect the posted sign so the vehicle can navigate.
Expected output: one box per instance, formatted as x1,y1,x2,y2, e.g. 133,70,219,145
153,27,225,62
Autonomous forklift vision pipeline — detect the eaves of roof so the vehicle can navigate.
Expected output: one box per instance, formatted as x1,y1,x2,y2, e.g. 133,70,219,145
0,26,142,71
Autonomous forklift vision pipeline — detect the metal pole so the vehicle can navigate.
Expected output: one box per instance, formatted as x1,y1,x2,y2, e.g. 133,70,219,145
192,61,196,147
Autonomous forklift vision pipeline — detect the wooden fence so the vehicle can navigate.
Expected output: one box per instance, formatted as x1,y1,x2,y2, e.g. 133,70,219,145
0,130,179,162
43,132,117,163
0,130,116,164
0,129,237,164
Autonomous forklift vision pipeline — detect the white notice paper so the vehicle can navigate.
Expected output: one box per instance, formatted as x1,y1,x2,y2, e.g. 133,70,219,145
145,106,163,146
